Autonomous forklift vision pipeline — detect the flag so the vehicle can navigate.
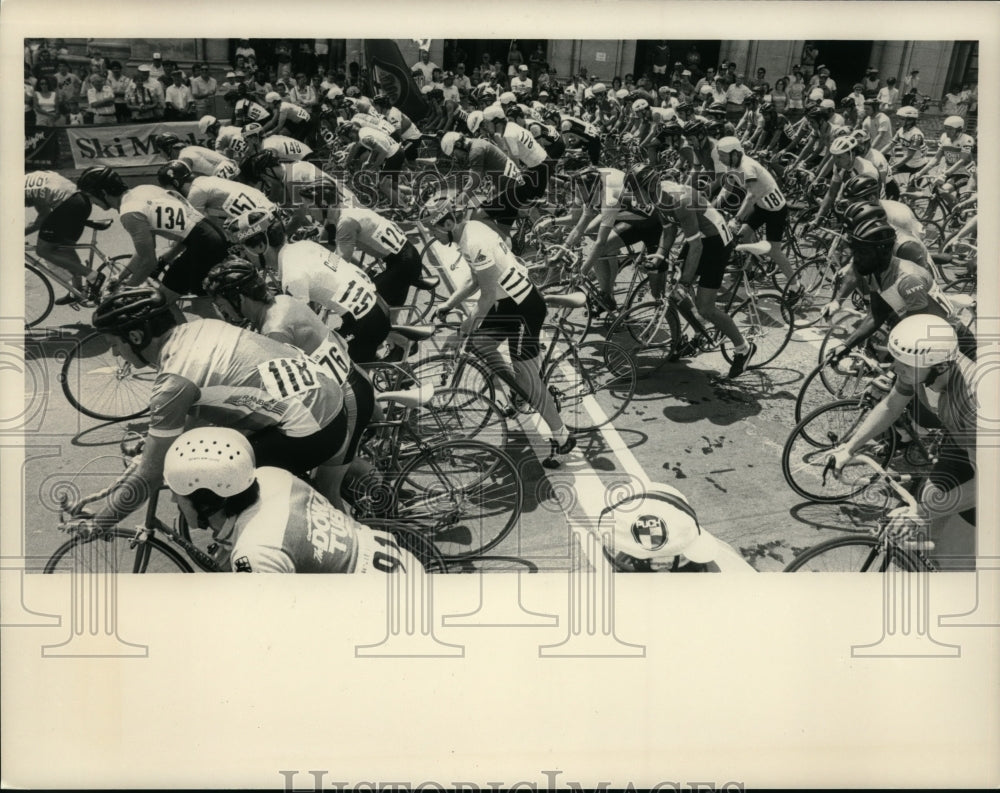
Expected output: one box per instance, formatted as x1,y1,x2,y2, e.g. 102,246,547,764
365,39,430,122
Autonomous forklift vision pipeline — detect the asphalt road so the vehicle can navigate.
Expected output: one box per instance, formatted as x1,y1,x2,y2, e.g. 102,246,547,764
18,211,975,573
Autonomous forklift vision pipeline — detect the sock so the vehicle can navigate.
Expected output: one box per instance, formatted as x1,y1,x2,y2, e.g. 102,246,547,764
734,342,750,355
553,426,569,445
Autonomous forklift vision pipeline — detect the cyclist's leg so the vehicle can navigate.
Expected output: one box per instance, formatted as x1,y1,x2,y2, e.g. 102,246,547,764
314,371,375,511
693,237,746,347
375,243,423,307
918,433,976,562
749,205,796,284
36,194,98,291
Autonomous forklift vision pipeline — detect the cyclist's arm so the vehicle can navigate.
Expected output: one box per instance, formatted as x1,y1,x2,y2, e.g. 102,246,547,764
913,150,942,179
119,213,161,285
840,384,912,459
841,295,891,352
334,219,359,263
672,208,702,283
24,205,47,235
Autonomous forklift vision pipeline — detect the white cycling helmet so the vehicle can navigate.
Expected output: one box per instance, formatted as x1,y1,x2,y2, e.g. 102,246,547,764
896,105,919,119
592,82,607,95
716,136,743,154
264,91,281,104
942,115,965,129
583,88,594,101
355,97,372,114
440,131,462,157
224,207,276,244
466,110,485,134
699,84,713,95
242,122,263,139
325,85,344,100
631,98,650,113
598,482,723,565
888,314,959,368
483,104,506,122
829,134,858,156
499,91,516,106
657,86,671,97
615,88,629,99
163,428,256,498
820,98,836,110
197,115,218,134
420,193,458,226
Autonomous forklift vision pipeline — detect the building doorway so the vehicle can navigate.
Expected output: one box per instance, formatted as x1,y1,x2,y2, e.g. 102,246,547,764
809,40,874,97
633,40,721,83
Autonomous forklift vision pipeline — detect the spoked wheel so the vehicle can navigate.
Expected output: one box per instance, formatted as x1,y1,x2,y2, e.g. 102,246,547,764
783,258,839,329
60,331,155,421
783,535,919,572
604,300,680,375
794,360,877,424
720,290,794,368
542,339,637,432
391,440,522,560
538,278,595,343
44,529,194,573
25,263,54,330
781,399,896,503
409,353,495,402
407,387,510,450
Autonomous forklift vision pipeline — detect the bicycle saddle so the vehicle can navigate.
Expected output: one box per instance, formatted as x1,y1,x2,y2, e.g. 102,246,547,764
930,252,954,265
735,240,772,256
375,382,436,408
85,218,115,231
542,292,587,309
390,323,436,341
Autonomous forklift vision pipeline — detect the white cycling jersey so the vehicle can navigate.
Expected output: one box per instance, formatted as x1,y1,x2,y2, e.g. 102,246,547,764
278,240,379,319
177,145,239,178
186,176,275,221
455,220,533,304
262,135,313,162
119,184,205,243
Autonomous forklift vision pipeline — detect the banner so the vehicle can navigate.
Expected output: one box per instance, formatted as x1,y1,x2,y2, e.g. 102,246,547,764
364,39,429,123
25,127,62,170
63,121,218,169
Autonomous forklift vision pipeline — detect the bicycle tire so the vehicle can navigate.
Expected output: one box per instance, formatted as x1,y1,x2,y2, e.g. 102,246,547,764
783,257,838,329
781,399,896,503
817,310,864,366
408,387,510,450
721,290,793,368
391,439,522,560
25,262,54,330
795,361,874,425
542,339,637,432
409,352,496,402
604,300,680,374
60,331,155,421
44,528,195,573
784,535,919,572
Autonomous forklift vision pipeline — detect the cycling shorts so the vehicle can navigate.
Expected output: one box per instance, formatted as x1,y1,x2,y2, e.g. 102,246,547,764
375,242,424,307
925,432,976,526
680,234,732,290
340,297,391,364
542,135,566,162
473,287,546,361
746,204,787,242
612,214,663,251
401,138,420,163
38,192,92,245
329,366,375,467
249,407,349,477
160,218,229,296
381,148,406,173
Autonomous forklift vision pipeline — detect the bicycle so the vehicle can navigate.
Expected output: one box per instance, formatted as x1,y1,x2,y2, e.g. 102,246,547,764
783,454,939,572
25,219,129,330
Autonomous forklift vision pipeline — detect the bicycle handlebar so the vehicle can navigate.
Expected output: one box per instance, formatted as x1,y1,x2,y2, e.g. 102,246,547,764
822,453,918,511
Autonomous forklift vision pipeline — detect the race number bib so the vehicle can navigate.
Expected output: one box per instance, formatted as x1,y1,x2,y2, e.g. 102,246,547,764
257,356,327,400
152,204,186,231
336,275,377,318
309,336,351,385
222,189,268,216
214,162,238,179
376,222,407,254
758,188,785,211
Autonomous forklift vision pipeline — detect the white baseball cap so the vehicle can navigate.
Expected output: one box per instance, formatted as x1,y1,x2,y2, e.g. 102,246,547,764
152,52,161,59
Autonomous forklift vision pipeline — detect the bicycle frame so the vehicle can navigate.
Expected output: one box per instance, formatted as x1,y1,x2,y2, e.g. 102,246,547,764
25,225,124,299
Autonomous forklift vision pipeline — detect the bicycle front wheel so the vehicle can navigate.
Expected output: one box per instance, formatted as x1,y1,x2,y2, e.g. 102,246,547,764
543,340,637,432
25,263,54,330
409,353,495,401
60,331,155,421
44,529,194,573
392,440,522,560
721,290,794,368
408,387,510,450
784,258,838,329
605,300,680,374
784,535,919,572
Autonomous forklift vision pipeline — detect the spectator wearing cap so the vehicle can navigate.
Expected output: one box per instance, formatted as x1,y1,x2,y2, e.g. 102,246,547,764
106,60,133,122
510,64,532,98
862,68,881,99
191,63,218,118
87,73,117,124
411,48,439,86
127,64,163,120
846,83,866,116
164,69,195,120
453,63,472,94
876,77,899,113
811,65,836,98
724,73,752,123
902,69,920,97
441,71,460,103
148,52,165,82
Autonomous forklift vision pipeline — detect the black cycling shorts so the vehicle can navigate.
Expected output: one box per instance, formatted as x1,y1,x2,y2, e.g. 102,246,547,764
340,297,391,364
329,366,375,467
925,432,976,526
473,288,546,362
401,138,420,163
160,218,229,296
39,192,92,245
543,135,566,162
746,203,788,242
381,148,406,173
375,242,423,307
586,136,602,166
612,214,663,251
249,408,349,477
680,234,731,291
518,163,549,202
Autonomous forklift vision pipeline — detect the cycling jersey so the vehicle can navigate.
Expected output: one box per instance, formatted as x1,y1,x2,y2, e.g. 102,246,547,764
223,466,418,573
25,170,76,213
862,148,891,185
385,107,422,141
657,181,733,243
891,126,928,168
234,97,271,124
262,135,313,162
836,156,880,183
357,126,401,159
502,121,547,168
119,184,205,243
149,318,343,440
455,220,533,303
278,240,379,319
881,199,923,238
861,113,893,151
274,100,311,126
186,176,275,221
215,125,248,161
177,145,239,178
467,138,521,181
351,111,398,137
729,154,786,211
560,115,600,140
936,132,975,171
869,256,954,320
333,207,409,259
936,353,976,453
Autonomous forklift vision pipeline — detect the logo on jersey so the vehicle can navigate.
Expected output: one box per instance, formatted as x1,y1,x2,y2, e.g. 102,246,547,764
127,329,145,346
631,514,668,551
233,556,252,572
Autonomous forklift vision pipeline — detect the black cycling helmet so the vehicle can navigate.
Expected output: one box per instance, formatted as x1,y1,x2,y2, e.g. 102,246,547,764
851,218,896,248
628,162,660,190
241,150,281,182
152,133,182,156
674,101,693,114
92,286,176,358
706,102,727,116
841,174,881,203
372,93,392,108
202,257,271,305
562,151,592,173
157,159,194,191
76,165,127,199
842,201,887,229
504,104,525,120
660,122,685,137
759,102,776,115
806,105,828,121
682,119,707,137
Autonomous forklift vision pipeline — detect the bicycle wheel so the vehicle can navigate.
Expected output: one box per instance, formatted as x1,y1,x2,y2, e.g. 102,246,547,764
25,263,54,330
784,258,838,329
408,387,510,450
781,400,896,503
721,290,793,368
543,339,637,432
391,440,522,560
538,278,594,343
409,353,495,402
44,529,194,573
605,300,680,374
794,361,873,424
784,535,920,572
817,309,863,366
60,331,155,421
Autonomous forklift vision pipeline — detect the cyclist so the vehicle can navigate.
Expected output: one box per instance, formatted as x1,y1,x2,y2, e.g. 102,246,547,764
241,121,314,163
337,120,409,207
812,134,881,228
712,136,798,292
559,111,603,165
440,130,525,232
202,258,373,510
78,287,348,525
157,159,276,225
509,105,566,166
225,209,391,365
682,119,727,191
838,174,924,243
599,481,755,572
913,115,975,189
422,195,576,464
152,133,239,179
886,105,928,188
240,150,360,214
76,165,228,303
24,170,105,304
827,314,976,553
482,105,550,201
645,170,758,378
199,114,248,163
260,91,315,143
159,427,422,573
371,93,423,163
